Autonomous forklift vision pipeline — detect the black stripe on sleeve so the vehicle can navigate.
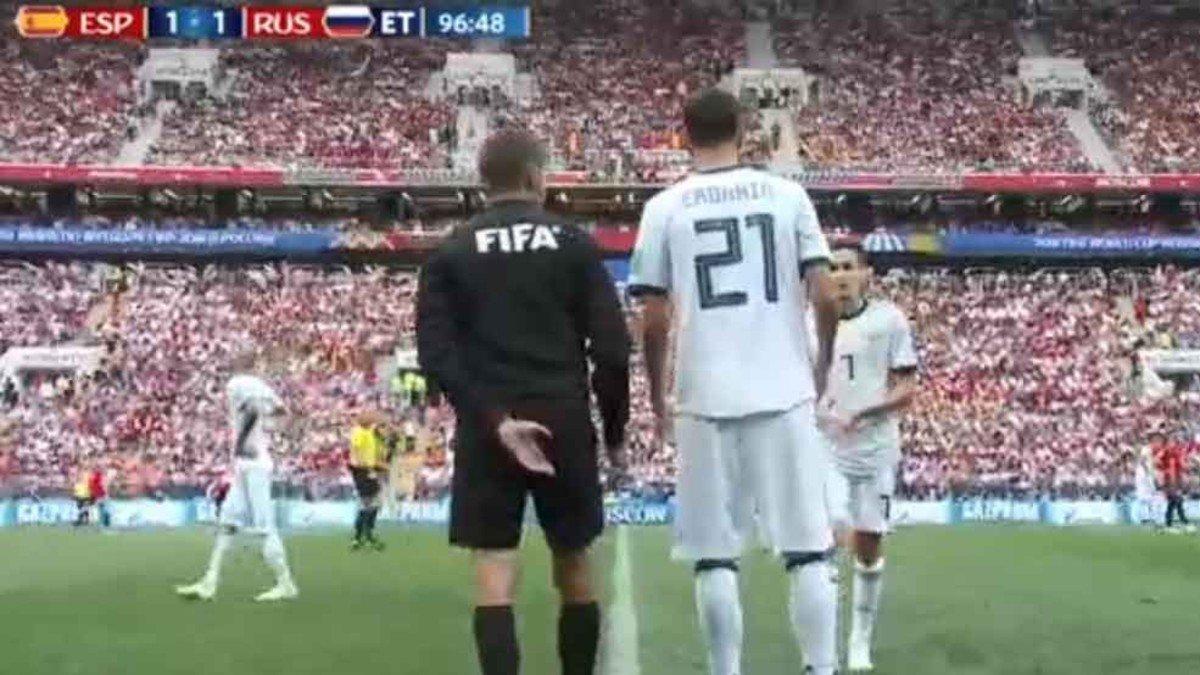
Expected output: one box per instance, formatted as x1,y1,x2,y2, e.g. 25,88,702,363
627,284,669,297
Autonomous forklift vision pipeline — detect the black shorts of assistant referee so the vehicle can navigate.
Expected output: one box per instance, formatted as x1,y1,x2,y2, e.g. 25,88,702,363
451,399,602,551
349,466,381,501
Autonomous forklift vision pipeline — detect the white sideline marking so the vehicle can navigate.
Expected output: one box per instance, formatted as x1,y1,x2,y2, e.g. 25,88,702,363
603,526,642,675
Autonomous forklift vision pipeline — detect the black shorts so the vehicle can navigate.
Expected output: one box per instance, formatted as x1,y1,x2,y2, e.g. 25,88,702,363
450,399,602,552
350,466,381,500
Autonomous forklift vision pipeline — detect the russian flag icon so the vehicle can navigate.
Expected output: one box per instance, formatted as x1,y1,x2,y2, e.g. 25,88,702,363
323,5,373,38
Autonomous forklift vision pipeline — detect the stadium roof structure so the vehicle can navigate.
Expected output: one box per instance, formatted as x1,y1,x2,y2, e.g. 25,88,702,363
0,163,1196,231
2,162,1199,194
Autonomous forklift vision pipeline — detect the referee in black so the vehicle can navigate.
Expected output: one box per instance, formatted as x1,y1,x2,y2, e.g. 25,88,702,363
416,128,630,675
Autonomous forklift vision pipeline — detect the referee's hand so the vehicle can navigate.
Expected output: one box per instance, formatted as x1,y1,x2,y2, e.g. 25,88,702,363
498,417,555,476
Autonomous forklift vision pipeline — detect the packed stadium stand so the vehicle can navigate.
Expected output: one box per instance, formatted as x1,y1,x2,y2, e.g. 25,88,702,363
148,44,457,169
0,41,137,164
3,258,1197,501
777,11,1091,172
0,263,417,499
4,0,1182,175
1050,14,1200,172
503,0,744,175
3,1,1200,505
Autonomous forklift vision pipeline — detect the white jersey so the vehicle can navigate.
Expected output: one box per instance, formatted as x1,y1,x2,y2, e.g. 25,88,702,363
1134,448,1157,496
629,165,831,418
825,299,918,476
226,374,282,465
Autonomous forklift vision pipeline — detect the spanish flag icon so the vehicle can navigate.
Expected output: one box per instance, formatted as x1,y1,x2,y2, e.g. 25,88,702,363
16,6,68,38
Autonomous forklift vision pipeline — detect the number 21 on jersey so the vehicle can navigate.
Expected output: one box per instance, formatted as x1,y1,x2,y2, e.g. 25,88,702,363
693,213,777,309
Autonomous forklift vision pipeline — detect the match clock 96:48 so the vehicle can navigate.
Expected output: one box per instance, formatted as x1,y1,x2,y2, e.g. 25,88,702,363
429,7,529,38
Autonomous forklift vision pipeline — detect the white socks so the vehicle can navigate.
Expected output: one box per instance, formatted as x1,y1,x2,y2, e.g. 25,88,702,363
695,567,743,675
787,559,838,675
692,558,839,675
201,529,294,590
262,531,295,587
852,558,885,643
202,531,232,587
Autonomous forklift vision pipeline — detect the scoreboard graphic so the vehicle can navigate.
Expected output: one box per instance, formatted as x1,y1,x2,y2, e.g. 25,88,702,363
14,4,531,40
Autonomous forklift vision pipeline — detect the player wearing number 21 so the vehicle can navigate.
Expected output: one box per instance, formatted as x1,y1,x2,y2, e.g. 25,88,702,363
629,88,841,675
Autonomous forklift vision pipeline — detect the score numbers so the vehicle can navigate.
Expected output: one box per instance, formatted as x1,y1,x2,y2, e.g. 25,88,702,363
148,7,241,39
147,6,528,39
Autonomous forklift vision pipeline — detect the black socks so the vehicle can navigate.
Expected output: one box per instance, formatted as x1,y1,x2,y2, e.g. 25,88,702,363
473,601,600,674
364,507,379,539
1167,496,1187,526
353,508,366,542
474,605,519,675
558,602,600,675
354,507,380,542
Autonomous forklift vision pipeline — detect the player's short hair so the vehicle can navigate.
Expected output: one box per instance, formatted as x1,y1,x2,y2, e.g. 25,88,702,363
684,89,741,148
831,241,869,266
478,128,547,191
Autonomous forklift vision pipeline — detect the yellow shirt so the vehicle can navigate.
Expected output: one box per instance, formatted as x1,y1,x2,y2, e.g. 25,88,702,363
73,479,91,500
349,425,384,470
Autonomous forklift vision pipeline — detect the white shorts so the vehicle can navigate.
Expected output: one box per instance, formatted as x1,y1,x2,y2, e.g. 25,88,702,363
672,403,833,561
1132,492,1165,523
827,463,896,534
220,461,277,533
1134,476,1157,503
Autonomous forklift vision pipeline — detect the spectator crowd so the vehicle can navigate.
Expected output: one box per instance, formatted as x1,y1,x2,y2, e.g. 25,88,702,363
1,1,1198,177
0,262,423,499
501,0,744,180
4,259,1200,502
148,44,457,169
778,10,1089,172
1051,13,1200,172
0,40,137,164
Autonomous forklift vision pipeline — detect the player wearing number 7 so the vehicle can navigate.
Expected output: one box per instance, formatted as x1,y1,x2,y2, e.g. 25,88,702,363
630,88,841,675
820,242,919,672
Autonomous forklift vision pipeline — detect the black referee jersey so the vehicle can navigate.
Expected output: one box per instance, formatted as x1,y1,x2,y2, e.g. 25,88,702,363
415,199,630,448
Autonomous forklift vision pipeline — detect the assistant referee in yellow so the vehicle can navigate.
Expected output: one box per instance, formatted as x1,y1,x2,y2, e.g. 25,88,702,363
349,411,389,551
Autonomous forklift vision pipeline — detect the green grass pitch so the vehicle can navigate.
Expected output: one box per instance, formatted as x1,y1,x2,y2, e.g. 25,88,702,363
2,525,1198,674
